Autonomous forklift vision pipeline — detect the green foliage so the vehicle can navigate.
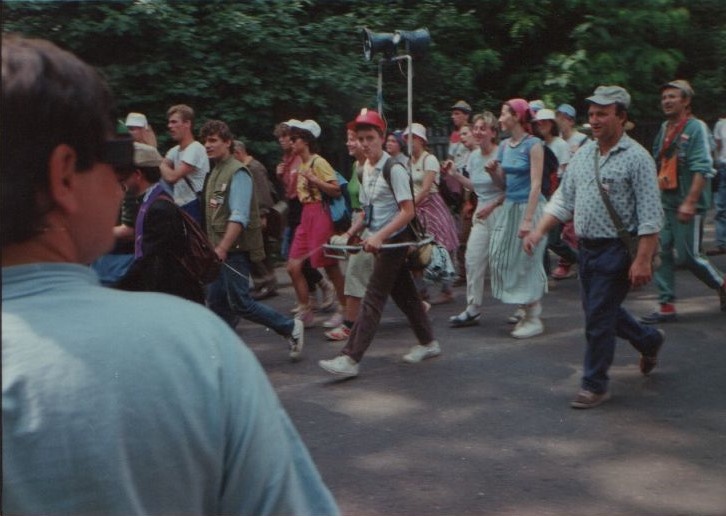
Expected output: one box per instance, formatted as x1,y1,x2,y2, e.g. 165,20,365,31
3,0,724,168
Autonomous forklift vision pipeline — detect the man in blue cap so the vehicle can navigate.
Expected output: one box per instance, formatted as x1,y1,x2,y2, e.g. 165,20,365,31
556,103,589,157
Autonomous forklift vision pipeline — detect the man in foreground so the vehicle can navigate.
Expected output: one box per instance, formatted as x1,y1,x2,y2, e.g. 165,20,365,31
1,35,337,515
524,86,665,409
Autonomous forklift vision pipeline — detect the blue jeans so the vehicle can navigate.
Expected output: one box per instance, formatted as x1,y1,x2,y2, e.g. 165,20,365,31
715,164,726,247
578,239,662,394
207,252,294,337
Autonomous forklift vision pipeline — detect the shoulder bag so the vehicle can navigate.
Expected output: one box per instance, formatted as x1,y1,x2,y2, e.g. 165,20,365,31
594,151,660,268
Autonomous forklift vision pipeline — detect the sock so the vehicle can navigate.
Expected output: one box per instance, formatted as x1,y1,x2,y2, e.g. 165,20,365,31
466,305,480,317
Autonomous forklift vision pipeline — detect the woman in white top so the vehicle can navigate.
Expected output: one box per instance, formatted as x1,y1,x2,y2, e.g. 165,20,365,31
405,122,460,304
443,112,505,326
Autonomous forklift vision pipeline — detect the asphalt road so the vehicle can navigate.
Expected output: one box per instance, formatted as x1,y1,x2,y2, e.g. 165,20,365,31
236,224,726,516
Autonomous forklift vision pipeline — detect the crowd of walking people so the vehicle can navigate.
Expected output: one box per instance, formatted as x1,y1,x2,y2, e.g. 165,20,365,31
90,76,726,394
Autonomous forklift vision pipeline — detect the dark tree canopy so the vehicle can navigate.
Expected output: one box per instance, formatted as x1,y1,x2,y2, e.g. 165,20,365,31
3,0,724,168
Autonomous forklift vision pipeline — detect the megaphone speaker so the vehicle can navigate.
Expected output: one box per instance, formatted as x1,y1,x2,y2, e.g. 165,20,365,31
362,27,397,61
395,28,431,57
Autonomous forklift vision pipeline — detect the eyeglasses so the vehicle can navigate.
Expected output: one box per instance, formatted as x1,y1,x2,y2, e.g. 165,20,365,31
101,135,135,180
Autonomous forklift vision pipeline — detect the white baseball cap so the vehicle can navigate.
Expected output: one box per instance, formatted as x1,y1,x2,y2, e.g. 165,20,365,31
286,119,321,138
534,108,556,122
125,112,148,128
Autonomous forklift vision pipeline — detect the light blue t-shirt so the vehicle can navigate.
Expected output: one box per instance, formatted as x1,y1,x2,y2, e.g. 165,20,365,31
2,263,339,516
497,135,543,203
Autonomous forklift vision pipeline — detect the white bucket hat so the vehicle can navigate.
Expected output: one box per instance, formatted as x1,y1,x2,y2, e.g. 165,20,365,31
403,122,427,143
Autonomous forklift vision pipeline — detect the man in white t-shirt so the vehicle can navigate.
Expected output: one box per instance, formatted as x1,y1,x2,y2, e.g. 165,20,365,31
160,104,210,225
556,104,589,157
706,115,726,255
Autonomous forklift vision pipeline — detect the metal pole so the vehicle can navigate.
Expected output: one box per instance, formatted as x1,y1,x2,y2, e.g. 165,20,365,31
376,54,413,165
405,55,412,162
377,59,384,115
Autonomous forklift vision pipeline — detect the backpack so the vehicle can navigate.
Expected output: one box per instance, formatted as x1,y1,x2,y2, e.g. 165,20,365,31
312,157,352,233
160,192,221,285
541,143,560,197
381,158,433,270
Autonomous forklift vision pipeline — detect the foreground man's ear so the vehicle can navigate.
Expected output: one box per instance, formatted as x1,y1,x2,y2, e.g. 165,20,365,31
47,144,80,215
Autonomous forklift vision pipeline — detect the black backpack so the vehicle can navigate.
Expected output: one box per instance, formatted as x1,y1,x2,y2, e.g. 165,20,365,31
159,192,221,285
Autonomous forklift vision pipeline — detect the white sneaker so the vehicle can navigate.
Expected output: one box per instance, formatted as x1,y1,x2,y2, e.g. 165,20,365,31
511,317,544,339
319,355,359,378
403,340,441,363
323,311,344,329
288,318,305,361
324,324,351,341
318,278,336,312
291,300,316,314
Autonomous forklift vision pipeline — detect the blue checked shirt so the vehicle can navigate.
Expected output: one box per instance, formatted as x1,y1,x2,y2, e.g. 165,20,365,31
545,133,663,238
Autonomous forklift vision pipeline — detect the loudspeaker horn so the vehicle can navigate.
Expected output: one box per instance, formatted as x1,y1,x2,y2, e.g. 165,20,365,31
362,28,396,61
394,28,431,57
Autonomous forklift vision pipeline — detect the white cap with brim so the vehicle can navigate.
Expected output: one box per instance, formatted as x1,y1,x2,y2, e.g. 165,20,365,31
286,119,321,139
534,108,556,122
125,112,148,128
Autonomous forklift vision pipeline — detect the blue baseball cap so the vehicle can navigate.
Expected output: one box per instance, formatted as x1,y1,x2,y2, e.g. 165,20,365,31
556,104,576,119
